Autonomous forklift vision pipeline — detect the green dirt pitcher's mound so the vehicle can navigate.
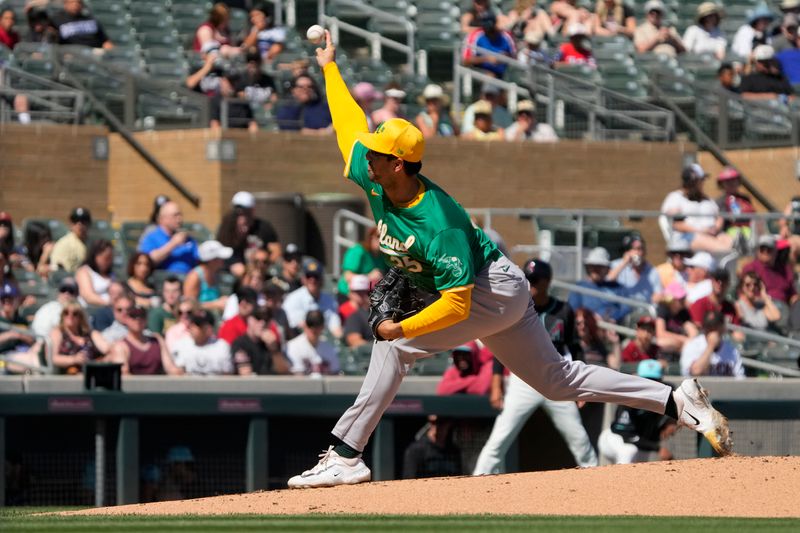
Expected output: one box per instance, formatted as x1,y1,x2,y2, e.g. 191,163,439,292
68,456,800,518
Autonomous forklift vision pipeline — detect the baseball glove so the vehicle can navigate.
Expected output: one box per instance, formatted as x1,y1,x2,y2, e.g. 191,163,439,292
368,267,426,341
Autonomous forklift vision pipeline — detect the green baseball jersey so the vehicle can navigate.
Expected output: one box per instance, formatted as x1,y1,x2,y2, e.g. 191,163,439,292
347,142,498,293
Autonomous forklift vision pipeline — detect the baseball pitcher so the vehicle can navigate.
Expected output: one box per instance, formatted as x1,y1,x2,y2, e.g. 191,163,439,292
288,31,732,488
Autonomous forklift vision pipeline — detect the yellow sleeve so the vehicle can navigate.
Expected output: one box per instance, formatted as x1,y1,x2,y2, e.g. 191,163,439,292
322,62,369,166
399,286,472,339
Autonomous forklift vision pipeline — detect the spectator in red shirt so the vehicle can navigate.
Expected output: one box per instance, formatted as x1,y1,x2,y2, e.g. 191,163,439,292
218,287,258,344
689,268,740,329
0,8,19,49
436,342,494,396
740,234,797,305
622,316,659,363
557,23,597,68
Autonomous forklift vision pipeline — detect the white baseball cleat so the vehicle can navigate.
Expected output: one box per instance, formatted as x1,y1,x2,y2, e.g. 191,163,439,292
674,378,733,456
287,446,371,489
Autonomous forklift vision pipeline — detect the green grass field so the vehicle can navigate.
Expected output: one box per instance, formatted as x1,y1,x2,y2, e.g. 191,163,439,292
2,509,800,533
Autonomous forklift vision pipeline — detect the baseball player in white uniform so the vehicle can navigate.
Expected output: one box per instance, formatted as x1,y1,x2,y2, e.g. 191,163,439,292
473,259,598,474
287,32,732,489
598,359,679,464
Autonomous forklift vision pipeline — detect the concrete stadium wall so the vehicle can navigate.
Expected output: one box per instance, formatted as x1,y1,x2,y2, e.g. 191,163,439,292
4,125,702,260
699,147,800,212
0,123,110,223
107,129,222,228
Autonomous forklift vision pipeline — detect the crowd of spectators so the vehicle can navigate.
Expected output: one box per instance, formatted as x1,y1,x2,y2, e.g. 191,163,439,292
4,0,799,143
6,156,798,383
0,189,389,378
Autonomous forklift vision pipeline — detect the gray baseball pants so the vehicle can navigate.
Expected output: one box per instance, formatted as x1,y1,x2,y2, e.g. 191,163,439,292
332,254,672,452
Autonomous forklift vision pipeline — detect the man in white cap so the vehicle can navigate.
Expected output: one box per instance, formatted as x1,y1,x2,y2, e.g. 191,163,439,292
183,240,233,312
741,44,795,98
371,87,406,126
414,84,458,138
342,274,374,347
216,190,281,277
567,247,631,322
634,0,686,56
557,23,596,68
517,30,553,68
504,100,558,142
683,251,715,304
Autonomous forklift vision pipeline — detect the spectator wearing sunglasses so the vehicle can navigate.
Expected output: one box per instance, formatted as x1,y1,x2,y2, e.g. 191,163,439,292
31,276,79,338
50,302,110,374
275,74,332,134
109,306,182,375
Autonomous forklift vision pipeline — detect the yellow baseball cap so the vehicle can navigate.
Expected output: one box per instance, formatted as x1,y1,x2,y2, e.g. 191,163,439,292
355,118,425,163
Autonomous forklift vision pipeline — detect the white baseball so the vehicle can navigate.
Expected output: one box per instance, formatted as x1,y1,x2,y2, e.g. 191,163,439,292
306,24,325,45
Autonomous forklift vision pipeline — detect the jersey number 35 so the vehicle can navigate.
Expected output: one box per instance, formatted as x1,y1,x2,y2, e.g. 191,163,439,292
388,256,423,273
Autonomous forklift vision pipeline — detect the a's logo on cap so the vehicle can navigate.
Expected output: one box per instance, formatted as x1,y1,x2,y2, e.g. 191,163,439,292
376,124,385,133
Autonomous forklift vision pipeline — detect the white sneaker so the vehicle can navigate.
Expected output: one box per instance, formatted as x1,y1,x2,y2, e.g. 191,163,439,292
674,378,733,456
287,446,371,489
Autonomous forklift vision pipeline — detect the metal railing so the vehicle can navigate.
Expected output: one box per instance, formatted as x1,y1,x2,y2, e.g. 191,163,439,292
266,0,297,27
0,66,85,124
455,43,675,141
318,0,425,75
552,278,800,377
332,208,376,280
595,320,800,377
651,70,800,150
330,207,800,376
468,207,800,279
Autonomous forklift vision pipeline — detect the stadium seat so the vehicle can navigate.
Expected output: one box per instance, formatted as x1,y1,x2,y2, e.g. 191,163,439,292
129,2,167,17
413,352,452,376
142,47,185,64
138,31,181,49
23,218,68,242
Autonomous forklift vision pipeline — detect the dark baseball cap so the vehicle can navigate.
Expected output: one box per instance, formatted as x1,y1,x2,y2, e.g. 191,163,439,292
58,276,78,294
237,287,259,304
522,258,552,283
477,9,497,29
0,282,19,299
305,309,325,328
303,258,324,277
70,207,92,224
284,243,301,260
710,268,730,282
250,307,272,322
264,281,285,298
189,309,216,328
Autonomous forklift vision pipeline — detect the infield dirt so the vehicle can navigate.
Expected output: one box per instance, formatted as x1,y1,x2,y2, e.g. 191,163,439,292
68,456,800,518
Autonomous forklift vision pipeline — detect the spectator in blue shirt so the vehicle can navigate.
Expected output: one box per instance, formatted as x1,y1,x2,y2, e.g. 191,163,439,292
276,74,333,133
462,11,516,78
606,235,663,304
568,247,631,322
138,201,199,274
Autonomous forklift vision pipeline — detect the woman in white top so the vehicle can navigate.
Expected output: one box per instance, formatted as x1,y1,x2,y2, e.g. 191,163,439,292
75,239,115,306
683,2,727,60
660,164,734,253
